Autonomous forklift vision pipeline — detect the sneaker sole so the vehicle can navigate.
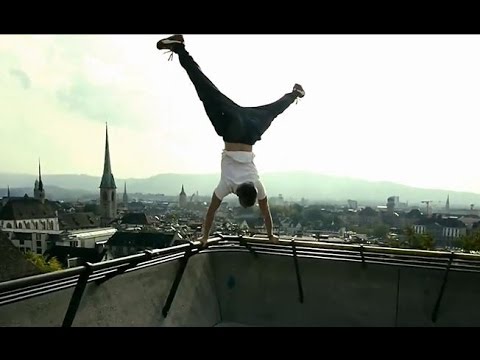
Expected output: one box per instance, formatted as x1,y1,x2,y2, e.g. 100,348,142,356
160,39,182,45
157,39,183,50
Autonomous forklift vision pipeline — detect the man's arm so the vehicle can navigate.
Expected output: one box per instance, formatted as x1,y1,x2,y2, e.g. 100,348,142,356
200,192,223,245
258,197,279,243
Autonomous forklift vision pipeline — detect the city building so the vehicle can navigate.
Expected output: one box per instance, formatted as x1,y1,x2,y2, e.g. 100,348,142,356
99,124,117,226
179,185,187,208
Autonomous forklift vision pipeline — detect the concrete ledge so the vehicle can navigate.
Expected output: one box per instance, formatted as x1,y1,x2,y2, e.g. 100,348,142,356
2,238,480,327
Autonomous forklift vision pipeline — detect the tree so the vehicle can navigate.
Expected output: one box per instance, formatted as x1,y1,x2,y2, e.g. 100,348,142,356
419,233,435,250
25,252,63,273
404,226,435,250
373,224,389,239
456,230,480,252
302,206,324,223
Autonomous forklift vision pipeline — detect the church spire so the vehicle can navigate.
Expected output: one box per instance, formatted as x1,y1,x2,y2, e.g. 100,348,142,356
179,185,187,208
99,123,117,226
7,185,10,198
34,159,46,203
123,181,128,207
100,123,117,189
38,158,44,191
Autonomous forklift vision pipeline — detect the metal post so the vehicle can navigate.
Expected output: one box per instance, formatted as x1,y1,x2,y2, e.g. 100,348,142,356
62,263,93,327
239,237,258,258
431,252,454,323
291,240,304,304
162,246,193,318
359,245,366,269
395,269,401,327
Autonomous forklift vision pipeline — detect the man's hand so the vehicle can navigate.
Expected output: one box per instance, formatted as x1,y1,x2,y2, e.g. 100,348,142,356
268,234,280,244
197,236,209,248
198,192,222,249
259,197,276,243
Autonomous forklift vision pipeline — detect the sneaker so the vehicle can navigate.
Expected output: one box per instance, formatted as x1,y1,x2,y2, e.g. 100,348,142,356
293,83,305,98
156,34,184,51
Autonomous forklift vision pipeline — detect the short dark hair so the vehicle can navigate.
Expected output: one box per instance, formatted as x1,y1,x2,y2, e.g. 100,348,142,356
236,182,257,208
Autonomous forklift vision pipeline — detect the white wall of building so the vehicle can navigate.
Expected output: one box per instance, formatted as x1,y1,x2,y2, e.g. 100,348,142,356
0,218,59,231
55,228,117,249
4,229,60,254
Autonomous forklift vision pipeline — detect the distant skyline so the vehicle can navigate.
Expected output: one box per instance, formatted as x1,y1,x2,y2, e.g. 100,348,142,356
2,35,480,193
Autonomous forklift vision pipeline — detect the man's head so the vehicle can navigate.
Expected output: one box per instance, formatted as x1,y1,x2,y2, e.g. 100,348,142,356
236,182,257,208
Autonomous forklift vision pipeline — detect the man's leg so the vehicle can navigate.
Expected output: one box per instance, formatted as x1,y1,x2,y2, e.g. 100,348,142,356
158,35,239,137
243,84,305,139
157,35,304,144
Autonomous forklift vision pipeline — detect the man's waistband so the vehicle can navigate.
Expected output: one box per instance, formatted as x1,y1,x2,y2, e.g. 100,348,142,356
222,150,255,163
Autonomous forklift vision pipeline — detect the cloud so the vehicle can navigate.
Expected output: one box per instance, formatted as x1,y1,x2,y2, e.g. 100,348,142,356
56,76,133,127
9,68,31,89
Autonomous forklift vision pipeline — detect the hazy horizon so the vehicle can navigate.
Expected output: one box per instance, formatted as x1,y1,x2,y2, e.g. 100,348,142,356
2,35,480,193
1,169,480,196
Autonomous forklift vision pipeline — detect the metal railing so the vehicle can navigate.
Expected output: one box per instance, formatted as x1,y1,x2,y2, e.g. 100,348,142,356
0,242,196,306
2,235,480,325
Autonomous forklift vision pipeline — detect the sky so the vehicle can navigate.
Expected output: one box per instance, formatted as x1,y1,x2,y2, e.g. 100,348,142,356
2,34,480,193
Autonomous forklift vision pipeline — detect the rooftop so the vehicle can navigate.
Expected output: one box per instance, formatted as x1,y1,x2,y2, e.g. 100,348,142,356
0,198,57,220
1,235,480,327
58,212,100,230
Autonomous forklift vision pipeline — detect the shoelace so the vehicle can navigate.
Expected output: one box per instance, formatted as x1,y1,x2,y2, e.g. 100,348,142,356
163,50,174,61
294,88,304,104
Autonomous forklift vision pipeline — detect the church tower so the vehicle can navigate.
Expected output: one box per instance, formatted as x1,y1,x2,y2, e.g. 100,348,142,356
34,159,45,204
446,195,450,213
99,123,117,226
122,182,128,209
179,185,187,208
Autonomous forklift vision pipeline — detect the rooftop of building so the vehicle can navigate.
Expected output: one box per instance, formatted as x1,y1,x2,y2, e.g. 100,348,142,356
0,197,57,220
2,234,480,327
